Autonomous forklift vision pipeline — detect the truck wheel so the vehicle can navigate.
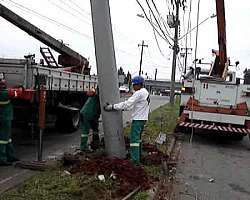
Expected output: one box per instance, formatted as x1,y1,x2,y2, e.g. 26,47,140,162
179,106,184,116
56,104,80,133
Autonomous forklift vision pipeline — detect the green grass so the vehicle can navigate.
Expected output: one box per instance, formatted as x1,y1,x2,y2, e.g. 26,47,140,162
132,191,149,200
1,170,81,200
143,98,180,143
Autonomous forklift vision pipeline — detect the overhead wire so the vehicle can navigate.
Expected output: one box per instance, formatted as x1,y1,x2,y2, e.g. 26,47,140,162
149,9,168,58
47,0,91,25
145,0,173,45
2,0,139,58
151,0,173,39
135,0,173,45
183,0,193,73
190,0,201,144
1,0,93,39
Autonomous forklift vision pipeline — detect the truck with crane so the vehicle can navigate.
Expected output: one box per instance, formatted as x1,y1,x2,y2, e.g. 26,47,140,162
0,4,98,132
178,0,250,139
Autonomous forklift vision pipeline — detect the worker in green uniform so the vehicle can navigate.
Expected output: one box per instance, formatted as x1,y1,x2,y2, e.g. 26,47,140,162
80,89,101,151
0,80,19,166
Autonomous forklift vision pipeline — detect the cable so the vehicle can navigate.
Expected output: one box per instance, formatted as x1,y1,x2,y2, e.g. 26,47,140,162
183,0,193,73
47,0,91,25
190,0,201,144
151,0,173,40
58,0,91,19
136,0,173,46
2,0,93,39
149,11,168,58
145,0,173,44
179,14,216,41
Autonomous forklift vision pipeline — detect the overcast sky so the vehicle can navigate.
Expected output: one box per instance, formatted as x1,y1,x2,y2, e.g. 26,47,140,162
0,0,250,79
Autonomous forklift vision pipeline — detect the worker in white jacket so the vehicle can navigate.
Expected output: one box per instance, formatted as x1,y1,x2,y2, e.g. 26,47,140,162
104,75,150,164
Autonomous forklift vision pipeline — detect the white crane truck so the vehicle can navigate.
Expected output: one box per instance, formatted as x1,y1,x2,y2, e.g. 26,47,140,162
178,0,250,140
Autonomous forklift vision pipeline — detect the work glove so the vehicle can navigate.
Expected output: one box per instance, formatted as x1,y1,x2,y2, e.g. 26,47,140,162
103,103,114,111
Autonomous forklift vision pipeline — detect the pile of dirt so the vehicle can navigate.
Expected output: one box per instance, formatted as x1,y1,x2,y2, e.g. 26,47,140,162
68,155,151,197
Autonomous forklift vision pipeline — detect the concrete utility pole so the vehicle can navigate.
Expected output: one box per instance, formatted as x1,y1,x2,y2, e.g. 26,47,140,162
170,0,180,104
138,40,148,76
90,0,126,158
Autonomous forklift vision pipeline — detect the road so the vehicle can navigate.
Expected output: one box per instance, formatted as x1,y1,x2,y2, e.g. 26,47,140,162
0,95,169,194
173,133,250,200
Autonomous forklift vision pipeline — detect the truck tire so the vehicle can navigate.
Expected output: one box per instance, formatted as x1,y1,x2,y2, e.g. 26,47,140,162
56,104,80,133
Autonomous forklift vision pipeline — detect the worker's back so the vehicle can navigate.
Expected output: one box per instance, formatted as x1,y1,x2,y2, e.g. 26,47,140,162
80,95,101,120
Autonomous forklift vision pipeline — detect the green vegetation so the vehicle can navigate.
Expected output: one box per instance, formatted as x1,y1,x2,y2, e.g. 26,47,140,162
143,99,180,144
1,170,81,200
132,191,149,200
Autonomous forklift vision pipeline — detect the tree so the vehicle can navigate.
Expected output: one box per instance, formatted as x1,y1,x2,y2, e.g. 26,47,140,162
118,67,125,76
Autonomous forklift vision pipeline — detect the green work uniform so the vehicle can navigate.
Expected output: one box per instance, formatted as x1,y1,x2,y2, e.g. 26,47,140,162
80,95,101,150
130,120,146,165
0,89,16,164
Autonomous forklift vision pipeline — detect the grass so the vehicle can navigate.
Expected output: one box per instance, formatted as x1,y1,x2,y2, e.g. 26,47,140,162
1,98,180,200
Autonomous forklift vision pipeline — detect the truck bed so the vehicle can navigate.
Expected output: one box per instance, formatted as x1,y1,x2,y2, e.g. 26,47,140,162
0,58,97,91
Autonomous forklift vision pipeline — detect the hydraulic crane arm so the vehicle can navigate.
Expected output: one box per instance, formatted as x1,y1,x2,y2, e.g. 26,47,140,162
209,0,228,79
0,4,89,73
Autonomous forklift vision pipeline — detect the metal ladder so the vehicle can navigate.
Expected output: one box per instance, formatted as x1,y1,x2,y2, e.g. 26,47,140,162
40,47,59,68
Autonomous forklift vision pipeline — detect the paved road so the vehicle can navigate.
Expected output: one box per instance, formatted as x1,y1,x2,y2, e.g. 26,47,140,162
0,95,169,194
173,133,250,200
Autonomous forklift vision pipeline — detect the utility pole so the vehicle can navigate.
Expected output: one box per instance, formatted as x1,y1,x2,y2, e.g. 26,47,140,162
154,68,157,80
138,40,148,76
181,47,192,74
170,0,180,104
90,0,126,158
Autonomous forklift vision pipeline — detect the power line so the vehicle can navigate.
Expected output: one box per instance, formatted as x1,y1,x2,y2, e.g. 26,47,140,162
145,0,173,44
1,0,93,39
149,11,168,58
151,0,173,39
47,0,91,25
136,0,172,45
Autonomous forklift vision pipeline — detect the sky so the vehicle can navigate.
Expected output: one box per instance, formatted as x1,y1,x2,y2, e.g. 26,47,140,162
0,0,250,80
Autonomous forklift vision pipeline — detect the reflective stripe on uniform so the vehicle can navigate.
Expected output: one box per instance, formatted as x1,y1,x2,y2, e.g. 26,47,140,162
0,139,12,144
0,100,10,105
81,134,88,138
130,143,140,147
0,140,9,144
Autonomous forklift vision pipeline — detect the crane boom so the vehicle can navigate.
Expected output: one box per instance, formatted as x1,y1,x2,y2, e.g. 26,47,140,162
209,0,228,79
0,4,89,73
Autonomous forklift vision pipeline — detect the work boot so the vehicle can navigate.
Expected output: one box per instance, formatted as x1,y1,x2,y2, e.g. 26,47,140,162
91,133,100,151
0,160,12,166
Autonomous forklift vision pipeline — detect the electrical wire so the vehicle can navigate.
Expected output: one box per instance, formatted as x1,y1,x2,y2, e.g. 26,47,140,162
190,0,201,144
149,11,168,58
179,14,216,41
136,0,173,46
1,0,93,39
151,0,173,39
183,0,193,73
145,0,173,44
47,0,91,25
